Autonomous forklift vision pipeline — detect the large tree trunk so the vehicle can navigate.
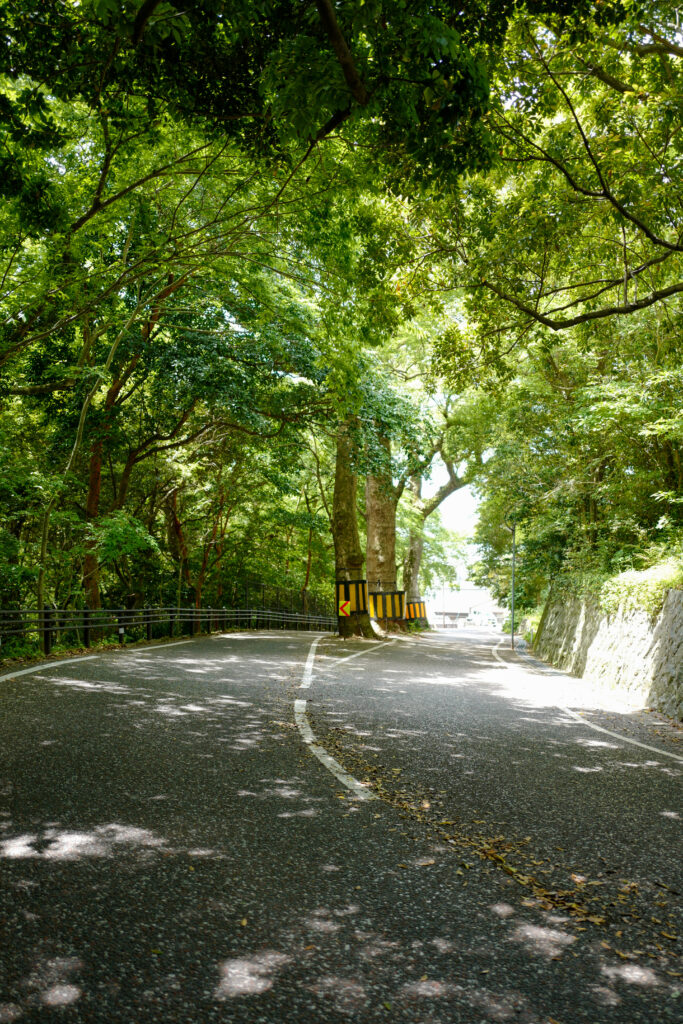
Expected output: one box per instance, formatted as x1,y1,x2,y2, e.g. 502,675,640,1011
82,439,104,610
332,419,373,638
403,475,424,603
80,353,141,608
365,436,399,593
167,490,193,597
403,535,424,603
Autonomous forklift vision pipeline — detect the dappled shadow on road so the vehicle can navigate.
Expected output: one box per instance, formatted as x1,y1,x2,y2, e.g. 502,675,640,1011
0,823,171,862
307,632,682,992
0,774,679,1023
1,818,678,1024
0,632,679,1022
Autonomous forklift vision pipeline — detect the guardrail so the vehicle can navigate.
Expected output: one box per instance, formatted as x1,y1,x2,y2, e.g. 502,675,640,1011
0,606,337,658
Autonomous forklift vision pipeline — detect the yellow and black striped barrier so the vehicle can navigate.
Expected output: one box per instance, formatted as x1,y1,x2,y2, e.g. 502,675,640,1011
335,579,368,618
405,599,427,622
368,590,406,620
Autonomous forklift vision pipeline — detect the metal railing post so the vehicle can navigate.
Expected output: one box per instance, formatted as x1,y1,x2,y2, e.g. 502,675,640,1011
42,608,52,656
83,608,91,648
118,613,125,645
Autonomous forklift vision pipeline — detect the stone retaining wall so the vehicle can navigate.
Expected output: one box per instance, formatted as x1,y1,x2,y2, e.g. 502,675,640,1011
535,589,683,720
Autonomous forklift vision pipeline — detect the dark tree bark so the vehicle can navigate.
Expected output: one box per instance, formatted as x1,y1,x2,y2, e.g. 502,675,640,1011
332,419,373,638
81,352,141,609
403,476,424,604
365,435,400,593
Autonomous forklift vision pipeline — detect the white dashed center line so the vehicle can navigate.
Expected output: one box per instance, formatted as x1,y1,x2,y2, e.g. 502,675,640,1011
294,698,376,801
294,635,379,800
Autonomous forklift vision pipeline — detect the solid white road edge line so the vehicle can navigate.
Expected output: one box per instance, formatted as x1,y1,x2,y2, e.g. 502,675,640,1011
493,641,683,764
294,698,376,801
0,654,99,683
558,705,683,764
0,638,204,685
127,640,194,653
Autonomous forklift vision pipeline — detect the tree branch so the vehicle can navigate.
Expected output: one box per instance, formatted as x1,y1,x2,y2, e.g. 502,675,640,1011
480,277,683,331
422,461,465,519
131,0,165,46
315,0,369,105
580,60,636,94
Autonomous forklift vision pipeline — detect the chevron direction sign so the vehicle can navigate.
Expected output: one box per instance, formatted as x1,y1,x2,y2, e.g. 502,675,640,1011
338,600,351,617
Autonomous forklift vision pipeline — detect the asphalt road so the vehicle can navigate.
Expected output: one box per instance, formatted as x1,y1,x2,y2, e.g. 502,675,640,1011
0,627,680,1023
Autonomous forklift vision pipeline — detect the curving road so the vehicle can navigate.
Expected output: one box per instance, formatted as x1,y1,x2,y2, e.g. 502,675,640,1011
0,628,680,1023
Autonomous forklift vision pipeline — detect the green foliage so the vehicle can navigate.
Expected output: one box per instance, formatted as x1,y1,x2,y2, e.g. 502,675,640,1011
600,558,683,618
88,511,159,564
468,301,683,614
397,504,463,592
1,0,671,628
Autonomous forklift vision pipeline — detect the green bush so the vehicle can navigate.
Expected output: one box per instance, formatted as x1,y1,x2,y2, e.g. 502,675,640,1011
600,558,683,618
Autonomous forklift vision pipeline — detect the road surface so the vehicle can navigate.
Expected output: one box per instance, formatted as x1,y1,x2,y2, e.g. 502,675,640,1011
0,628,680,1022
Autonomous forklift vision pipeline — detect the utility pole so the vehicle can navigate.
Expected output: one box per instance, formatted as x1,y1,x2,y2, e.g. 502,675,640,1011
505,520,517,650
510,522,516,650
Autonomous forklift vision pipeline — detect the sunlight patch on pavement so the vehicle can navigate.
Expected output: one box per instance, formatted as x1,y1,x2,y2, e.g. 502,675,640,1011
308,975,367,1013
42,985,80,1007
491,642,683,763
510,922,577,959
491,642,641,713
214,951,292,998
0,824,167,861
31,675,133,694
601,962,660,987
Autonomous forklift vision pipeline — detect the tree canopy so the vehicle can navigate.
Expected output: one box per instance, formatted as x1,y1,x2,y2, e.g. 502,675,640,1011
1,0,681,647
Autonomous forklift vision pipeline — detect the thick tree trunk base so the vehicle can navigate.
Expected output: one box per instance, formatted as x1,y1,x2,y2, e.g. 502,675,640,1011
375,617,412,633
338,611,375,639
